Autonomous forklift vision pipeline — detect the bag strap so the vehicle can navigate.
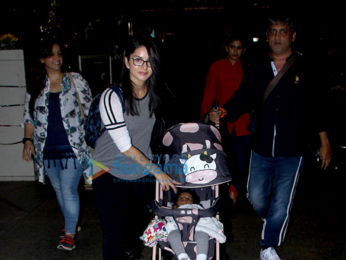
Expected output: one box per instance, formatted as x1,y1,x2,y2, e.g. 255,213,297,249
110,85,125,113
68,72,85,120
261,53,299,106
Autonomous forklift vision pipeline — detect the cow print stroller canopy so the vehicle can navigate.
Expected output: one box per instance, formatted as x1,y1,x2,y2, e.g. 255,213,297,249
162,122,232,187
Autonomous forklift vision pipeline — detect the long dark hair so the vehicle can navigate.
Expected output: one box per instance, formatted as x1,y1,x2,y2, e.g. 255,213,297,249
225,34,249,74
121,35,161,116
26,39,65,118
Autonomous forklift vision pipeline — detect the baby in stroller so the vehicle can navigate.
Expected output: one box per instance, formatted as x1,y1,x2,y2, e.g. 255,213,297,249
166,189,226,260
141,122,232,260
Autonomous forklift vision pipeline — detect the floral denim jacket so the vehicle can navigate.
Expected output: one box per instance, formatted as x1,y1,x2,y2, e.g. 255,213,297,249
23,72,92,184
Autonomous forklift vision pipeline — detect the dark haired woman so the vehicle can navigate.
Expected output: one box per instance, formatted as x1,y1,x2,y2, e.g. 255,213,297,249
22,39,92,251
200,35,251,205
92,35,179,260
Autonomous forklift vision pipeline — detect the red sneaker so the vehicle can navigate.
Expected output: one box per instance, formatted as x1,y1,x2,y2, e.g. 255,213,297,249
57,235,75,251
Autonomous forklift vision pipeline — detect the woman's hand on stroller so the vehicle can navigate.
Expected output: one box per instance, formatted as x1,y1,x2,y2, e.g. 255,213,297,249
122,147,181,192
154,172,181,193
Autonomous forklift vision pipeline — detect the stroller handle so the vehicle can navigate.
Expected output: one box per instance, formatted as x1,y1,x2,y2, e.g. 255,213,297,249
149,198,222,218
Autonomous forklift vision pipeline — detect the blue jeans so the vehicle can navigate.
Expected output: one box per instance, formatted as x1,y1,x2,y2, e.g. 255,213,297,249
44,158,83,234
247,151,303,249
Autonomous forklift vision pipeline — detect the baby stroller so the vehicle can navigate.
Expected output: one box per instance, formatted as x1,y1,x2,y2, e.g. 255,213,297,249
149,122,232,260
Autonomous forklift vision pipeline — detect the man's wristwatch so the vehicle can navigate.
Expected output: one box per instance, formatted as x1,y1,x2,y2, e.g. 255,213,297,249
22,138,32,144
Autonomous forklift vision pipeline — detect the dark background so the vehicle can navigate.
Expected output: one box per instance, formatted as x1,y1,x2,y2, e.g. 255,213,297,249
1,4,346,258
2,0,346,156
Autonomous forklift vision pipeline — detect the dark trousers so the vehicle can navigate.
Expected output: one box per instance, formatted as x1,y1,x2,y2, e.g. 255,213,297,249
93,172,152,260
222,128,250,193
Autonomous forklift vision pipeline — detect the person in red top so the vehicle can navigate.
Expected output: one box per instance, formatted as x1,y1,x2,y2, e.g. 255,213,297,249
200,35,251,204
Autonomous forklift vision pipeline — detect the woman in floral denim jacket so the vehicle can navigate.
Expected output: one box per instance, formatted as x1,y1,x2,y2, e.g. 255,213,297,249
22,39,92,251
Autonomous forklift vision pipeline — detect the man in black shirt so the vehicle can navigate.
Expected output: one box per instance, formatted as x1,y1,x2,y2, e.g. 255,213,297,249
209,15,332,260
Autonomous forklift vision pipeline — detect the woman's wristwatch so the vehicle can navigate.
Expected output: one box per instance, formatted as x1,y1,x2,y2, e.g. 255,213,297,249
22,138,33,144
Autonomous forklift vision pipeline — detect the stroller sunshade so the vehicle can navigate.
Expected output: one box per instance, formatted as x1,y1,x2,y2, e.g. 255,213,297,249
162,123,232,187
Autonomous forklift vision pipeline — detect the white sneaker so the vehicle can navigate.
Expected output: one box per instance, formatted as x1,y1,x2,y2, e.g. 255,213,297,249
260,247,281,260
178,253,191,260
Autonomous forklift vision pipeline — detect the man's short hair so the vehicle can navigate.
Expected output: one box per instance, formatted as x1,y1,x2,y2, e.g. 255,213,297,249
268,14,296,32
